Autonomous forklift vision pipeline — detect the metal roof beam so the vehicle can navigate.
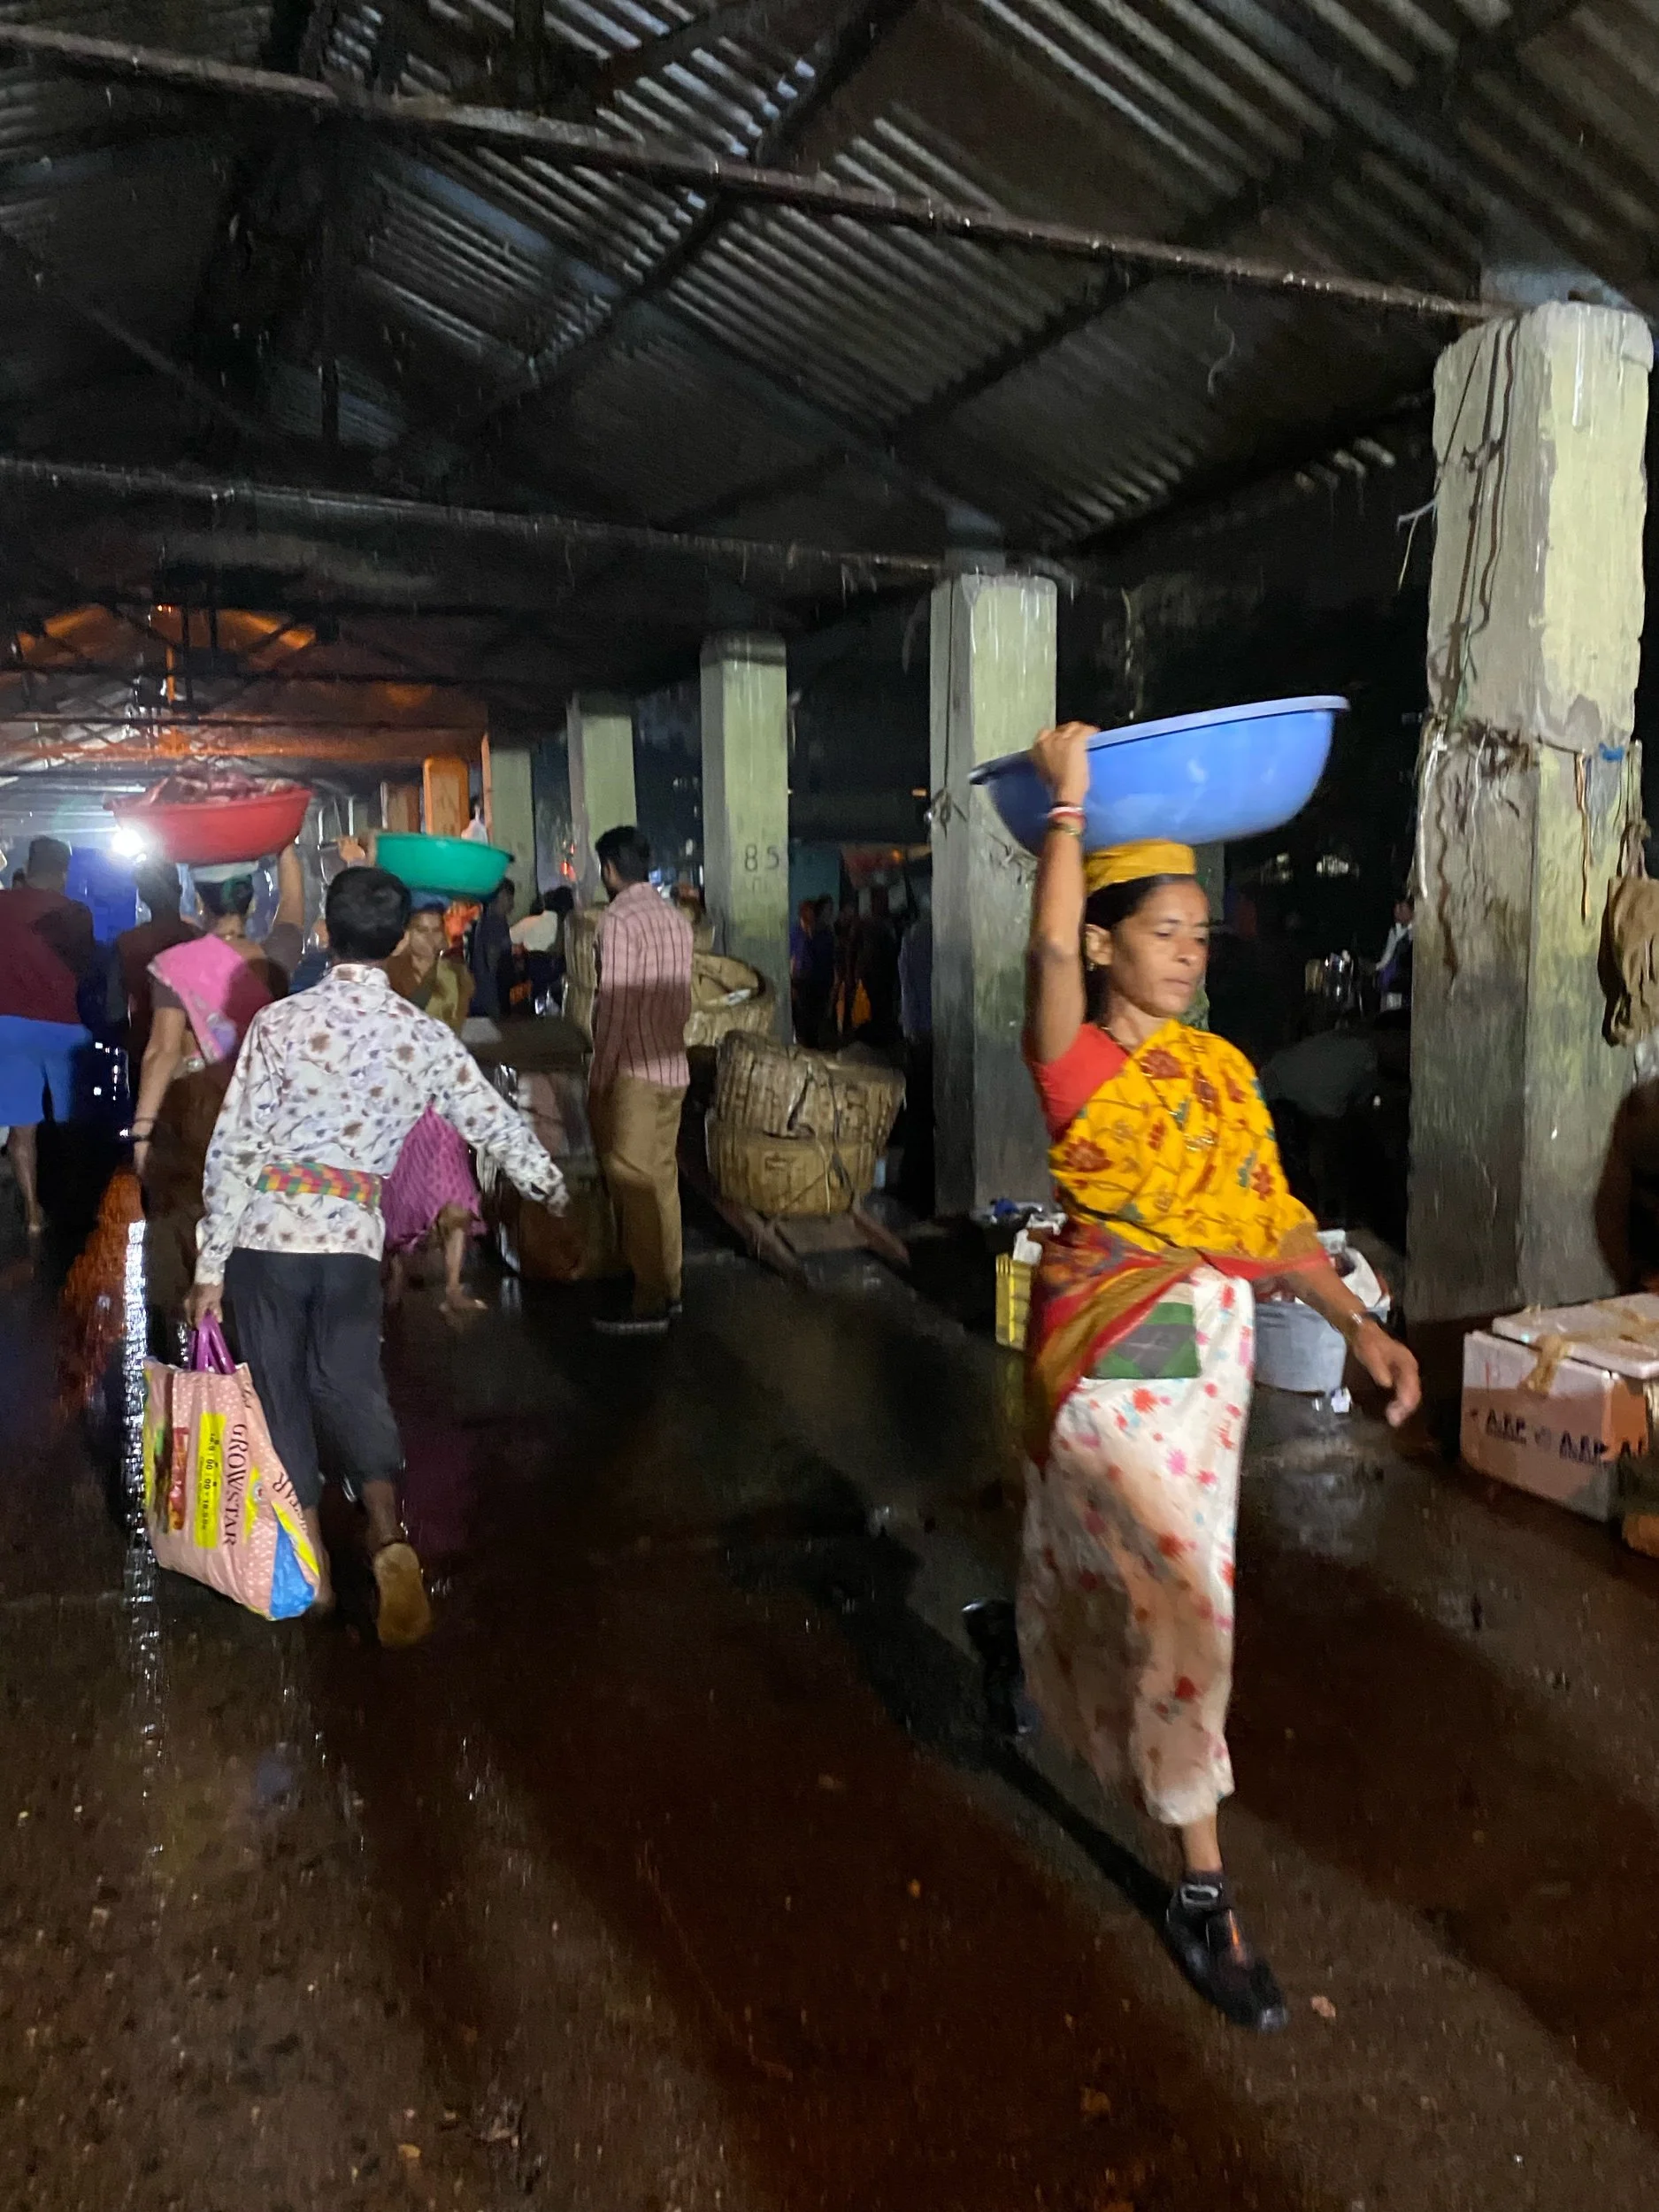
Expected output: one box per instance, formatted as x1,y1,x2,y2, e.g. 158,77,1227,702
0,19,1485,323
569,1,803,111
1074,396,1433,567
362,148,1002,531
0,452,952,584
408,0,931,479
183,0,342,437
666,0,1587,543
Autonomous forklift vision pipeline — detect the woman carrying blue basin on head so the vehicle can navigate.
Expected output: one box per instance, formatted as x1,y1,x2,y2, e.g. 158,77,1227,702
1017,720,1420,2031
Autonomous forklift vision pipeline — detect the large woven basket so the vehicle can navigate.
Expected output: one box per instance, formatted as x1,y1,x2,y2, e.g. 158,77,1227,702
706,1113,879,1217
713,1031,903,1152
686,954,774,1050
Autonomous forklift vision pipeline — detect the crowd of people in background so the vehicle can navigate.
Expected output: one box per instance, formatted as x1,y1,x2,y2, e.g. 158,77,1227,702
789,878,926,1055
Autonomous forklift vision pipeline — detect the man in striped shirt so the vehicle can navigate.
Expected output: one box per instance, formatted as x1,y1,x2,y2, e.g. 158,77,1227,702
589,826,694,1336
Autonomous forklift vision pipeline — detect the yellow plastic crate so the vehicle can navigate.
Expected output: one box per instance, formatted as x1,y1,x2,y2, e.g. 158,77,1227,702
995,1251,1033,1349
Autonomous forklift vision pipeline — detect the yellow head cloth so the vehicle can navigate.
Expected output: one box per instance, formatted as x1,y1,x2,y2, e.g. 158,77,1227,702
1084,839,1197,895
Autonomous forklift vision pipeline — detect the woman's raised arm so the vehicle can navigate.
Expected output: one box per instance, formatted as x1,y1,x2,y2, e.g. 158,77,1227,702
1024,721,1096,1066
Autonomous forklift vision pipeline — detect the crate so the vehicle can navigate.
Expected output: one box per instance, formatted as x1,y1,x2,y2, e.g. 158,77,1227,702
995,1252,1033,1349
995,1229,1048,1350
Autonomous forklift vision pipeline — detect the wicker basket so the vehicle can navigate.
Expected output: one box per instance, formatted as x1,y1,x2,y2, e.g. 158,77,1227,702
705,1112,878,1217
686,954,774,1050
713,1031,903,1153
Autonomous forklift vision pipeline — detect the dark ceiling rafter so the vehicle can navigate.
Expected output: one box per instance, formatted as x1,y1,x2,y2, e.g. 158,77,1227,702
373,175,1007,534
351,129,1004,535
0,21,1486,320
185,0,350,435
1,662,565,693
0,222,278,446
657,0,1594,549
403,0,932,484
0,452,956,584
569,0,795,112
0,0,1623,697
377,0,836,117
1077,391,1434,570
0,709,480,731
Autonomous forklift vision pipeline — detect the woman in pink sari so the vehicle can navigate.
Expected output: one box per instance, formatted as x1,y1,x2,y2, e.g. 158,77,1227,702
132,847,305,1317
381,894,486,1317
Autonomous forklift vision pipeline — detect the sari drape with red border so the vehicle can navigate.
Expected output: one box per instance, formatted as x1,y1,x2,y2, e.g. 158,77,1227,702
1025,1021,1333,1459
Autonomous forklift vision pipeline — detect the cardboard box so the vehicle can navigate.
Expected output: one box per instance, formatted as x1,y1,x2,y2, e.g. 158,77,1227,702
1461,1329,1647,1521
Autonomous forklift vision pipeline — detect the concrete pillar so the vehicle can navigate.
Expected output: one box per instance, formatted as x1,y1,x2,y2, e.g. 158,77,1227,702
1409,302,1650,1324
481,736,536,920
566,694,637,900
929,571,1056,1215
700,633,790,1032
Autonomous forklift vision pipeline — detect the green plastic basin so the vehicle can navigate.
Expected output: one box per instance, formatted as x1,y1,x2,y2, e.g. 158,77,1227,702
375,832,513,899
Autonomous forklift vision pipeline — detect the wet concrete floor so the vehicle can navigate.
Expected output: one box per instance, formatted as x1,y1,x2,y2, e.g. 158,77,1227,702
5,1218,1659,2210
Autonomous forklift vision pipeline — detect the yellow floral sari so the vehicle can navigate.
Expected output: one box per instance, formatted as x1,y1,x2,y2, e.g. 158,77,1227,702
1026,1019,1327,1455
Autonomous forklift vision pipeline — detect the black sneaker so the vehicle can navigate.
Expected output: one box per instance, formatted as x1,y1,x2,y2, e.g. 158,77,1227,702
593,1311,672,1338
1162,1875,1289,2032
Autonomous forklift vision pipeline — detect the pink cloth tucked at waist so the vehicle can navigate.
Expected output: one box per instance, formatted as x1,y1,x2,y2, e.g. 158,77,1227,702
151,933,273,1065
380,1109,483,1253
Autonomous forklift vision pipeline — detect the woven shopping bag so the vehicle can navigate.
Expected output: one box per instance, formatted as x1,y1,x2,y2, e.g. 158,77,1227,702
142,1317,321,1620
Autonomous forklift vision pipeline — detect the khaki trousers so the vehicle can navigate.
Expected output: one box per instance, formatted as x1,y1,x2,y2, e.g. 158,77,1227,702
591,1076,687,1315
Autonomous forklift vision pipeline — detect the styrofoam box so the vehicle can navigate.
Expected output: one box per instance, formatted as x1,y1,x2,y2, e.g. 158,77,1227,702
1461,1329,1647,1521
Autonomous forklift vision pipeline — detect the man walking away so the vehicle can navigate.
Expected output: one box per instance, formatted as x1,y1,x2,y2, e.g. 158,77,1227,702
588,826,692,1338
0,837,98,1238
189,866,567,1645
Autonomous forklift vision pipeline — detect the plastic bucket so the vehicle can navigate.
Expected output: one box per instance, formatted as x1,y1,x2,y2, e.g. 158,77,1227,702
1254,1297,1350,1395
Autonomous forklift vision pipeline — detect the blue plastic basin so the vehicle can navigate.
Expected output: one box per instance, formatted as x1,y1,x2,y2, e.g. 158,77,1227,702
970,695,1347,854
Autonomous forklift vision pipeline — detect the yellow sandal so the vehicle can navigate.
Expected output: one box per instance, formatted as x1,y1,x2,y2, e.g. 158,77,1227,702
372,1540,433,1648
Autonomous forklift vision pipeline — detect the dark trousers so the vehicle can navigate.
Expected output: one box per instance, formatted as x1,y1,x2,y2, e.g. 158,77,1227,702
224,1250,403,1511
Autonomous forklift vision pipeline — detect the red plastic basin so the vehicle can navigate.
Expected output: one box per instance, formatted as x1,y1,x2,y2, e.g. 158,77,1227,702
109,784,312,865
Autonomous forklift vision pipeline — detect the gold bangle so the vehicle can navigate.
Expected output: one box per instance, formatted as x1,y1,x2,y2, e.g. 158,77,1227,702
1047,816,1085,841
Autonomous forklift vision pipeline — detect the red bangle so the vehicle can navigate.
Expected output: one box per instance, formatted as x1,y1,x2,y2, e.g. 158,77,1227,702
1048,804,1086,826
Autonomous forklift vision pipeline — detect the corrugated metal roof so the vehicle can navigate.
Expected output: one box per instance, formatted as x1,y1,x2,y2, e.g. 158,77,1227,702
0,0,1652,671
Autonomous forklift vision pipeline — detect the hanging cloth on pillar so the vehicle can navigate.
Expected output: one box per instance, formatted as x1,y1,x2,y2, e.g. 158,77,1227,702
1605,871,1659,1046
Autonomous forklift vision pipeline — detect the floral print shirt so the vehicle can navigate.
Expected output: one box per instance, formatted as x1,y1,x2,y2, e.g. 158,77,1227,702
196,962,565,1284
